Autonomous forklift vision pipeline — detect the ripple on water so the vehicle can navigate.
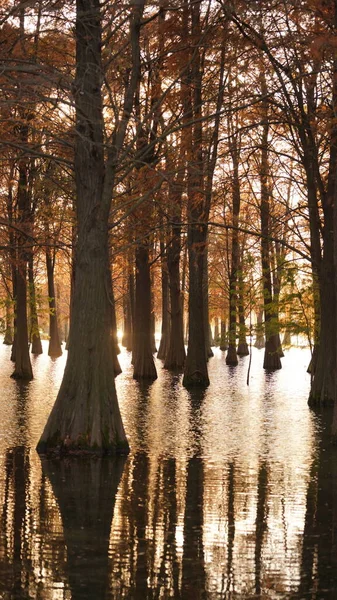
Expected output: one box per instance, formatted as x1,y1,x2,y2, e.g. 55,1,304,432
0,340,329,599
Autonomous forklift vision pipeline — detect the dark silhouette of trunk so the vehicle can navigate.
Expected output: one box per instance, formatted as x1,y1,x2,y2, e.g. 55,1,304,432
41,457,125,600
109,264,122,376
132,245,157,380
164,171,186,370
151,305,157,354
28,253,42,354
46,248,62,358
271,241,284,358
122,252,134,352
237,265,249,356
37,0,143,454
183,1,209,387
226,129,240,367
214,317,219,346
203,249,214,358
259,83,281,371
122,274,133,351
3,295,13,345
12,123,33,380
157,248,170,360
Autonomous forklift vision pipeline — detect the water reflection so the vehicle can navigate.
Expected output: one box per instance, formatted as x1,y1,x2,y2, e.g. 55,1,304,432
0,341,335,598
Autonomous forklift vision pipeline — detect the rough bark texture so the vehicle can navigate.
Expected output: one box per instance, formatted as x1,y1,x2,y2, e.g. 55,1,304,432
37,0,130,455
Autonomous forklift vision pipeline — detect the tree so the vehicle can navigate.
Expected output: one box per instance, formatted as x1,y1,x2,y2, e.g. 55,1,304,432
37,0,145,454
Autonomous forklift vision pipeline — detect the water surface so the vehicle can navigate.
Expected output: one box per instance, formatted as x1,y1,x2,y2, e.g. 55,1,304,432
0,342,335,599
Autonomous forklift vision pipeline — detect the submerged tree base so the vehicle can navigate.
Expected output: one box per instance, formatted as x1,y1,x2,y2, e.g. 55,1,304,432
182,370,210,388
36,436,130,457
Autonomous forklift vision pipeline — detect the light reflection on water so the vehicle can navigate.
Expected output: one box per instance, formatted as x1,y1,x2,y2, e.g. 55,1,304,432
1,340,335,599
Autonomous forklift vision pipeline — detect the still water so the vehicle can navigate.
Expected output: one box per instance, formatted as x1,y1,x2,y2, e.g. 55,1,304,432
0,341,336,599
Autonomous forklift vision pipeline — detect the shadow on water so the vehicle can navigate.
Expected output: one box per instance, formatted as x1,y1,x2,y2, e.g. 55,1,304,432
2,345,337,598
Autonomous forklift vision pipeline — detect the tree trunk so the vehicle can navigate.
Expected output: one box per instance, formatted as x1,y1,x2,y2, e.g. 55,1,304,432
46,249,62,358
203,248,213,358
37,0,131,455
237,266,249,356
11,125,33,380
164,224,186,370
182,0,209,387
122,277,133,351
259,91,281,371
28,253,42,355
183,233,209,387
132,245,157,380
157,252,170,360
214,317,219,346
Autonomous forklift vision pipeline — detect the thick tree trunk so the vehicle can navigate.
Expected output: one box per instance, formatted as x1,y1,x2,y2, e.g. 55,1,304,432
182,0,209,388
12,129,33,380
28,254,42,355
309,235,336,405
12,258,33,379
37,0,130,455
183,234,209,387
46,249,62,358
132,245,157,380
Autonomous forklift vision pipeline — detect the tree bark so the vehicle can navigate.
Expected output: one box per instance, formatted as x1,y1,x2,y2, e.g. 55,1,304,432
37,0,133,454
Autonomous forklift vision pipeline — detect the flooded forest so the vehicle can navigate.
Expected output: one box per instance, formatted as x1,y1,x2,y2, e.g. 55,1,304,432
1,0,337,598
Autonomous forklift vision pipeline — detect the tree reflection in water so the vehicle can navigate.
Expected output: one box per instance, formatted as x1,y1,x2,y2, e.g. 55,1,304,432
2,346,337,598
